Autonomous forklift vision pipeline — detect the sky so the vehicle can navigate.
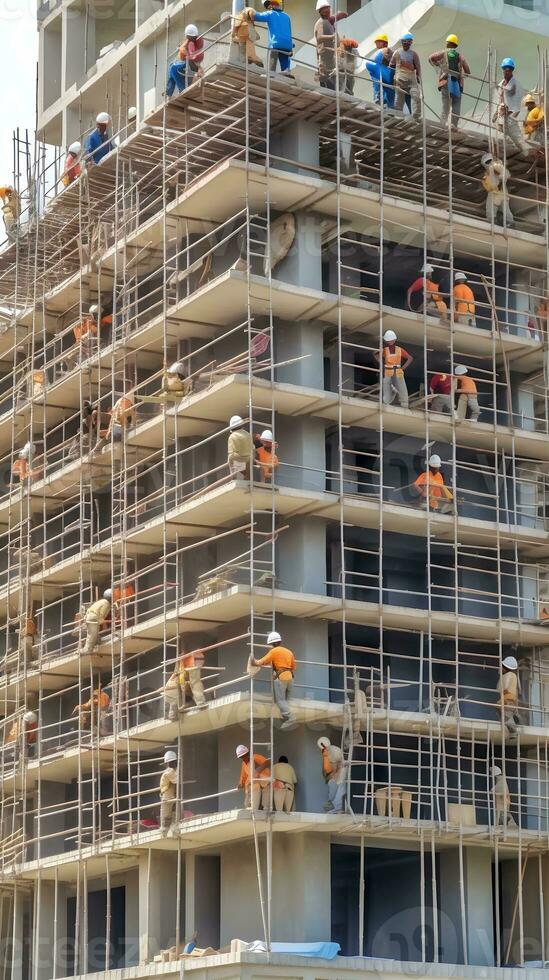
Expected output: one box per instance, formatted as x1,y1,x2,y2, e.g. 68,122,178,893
0,0,39,183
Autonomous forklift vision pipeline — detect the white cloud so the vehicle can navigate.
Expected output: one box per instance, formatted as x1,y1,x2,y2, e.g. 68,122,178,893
0,0,38,184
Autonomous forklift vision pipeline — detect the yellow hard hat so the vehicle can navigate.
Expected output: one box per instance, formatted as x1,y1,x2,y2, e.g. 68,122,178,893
446,34,459,45
375,32,389,43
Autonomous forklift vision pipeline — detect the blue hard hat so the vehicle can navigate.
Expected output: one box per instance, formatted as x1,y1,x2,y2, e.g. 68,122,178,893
401,32,414,41
501,57,515,69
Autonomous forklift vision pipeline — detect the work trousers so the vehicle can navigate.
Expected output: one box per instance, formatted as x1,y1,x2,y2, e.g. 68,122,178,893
495,798,516,826
382,374,408,408
166,60,198,97
503,703,519,735
456,393,480,421
486,194,513,226
373,81,395,108
327,775,346,813
394,72,421,118
273,783,294,812
160,796,175,830
431,394,453,414
245,782,269,810
455,313,476,327
84,618,101,655
273,677,294,722
22,635,36,665
269,49,291,73
440,87,462,128
502,114,528,156
420,498,453,515
229,458,251,480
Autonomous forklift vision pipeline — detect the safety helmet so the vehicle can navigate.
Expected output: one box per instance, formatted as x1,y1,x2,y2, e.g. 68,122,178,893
89,304,99,315
164,750,177,764
428,454,442,468
401,32,414,41
68,141,81,155
454,365,468,376
501,58,515,70
481,152,493,167
317,736,330,749
260,429,273,442
375,32,389,43
128,106,137,119
20,441,35,460
23,711,37,724
185,24,199,36
522,93,536,106
236,744,249,758
229,415,243,429
502,655,518,670
103,588,113,600
267,630,282,644
168,361,186,375
383,329,397,342
454,271,467,282
96,112,110,125
422,263,434,275
491,765,502,777
316,0,330,9
446,34,459,45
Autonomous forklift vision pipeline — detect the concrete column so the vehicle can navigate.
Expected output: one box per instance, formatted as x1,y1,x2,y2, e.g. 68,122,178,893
125,868,140,967
271,120,320,176
439,847,494,966
138,853,177,962
34,880,65,980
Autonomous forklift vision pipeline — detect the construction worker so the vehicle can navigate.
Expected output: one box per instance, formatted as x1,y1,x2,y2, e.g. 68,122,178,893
492,766,516,826
249,630,297,729
163,361,190,397
166,24,204,97
390,33,421,119
12,442,34,487
159,750,178,833
255,429,279,483
82,590,112,655
454,365,480,422
429,371,454,414
5,710,38,761
497,654,520,736
496,59,528,157
93,392,135,453
314,2,336,89
68,400,99,458
481,152,513,227
227,415,254,479
62,142,82,187
112,583,136,626
18,614,37,665
374,330,413,409
232,7,263,67
453,272,476,326
236,744,271,810
71,305,110,361
407,265,448,320
366,33,395,107
253,0,293,74
429,35,470,129
84,113,114,165
522,93,545,146
413,454,454,514
0,186,20,242
317,736,347,813
164,649,207,720
72,687,111,734
337,37,360,96
272,755,297,812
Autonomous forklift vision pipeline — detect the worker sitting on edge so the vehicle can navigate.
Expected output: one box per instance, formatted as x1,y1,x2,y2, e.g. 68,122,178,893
82,590,112,655
429,371,454,414
366,33,395,107
62,142,82,187
164,648,207,720
160,750,178,833
228,415,254,479
429,35,470,129
407,264,448,321
497,654,520,737
84,113,114,166
249,630,297,729
232,7,263,67
374,330,413,409
0,185,20,242
522,93,545,146
454,365,480,422
453,272,476,326
255,429,279,482
166,25,204,97
72,687,111,734
317,736,347,813
254,0,293,75
272,754,298,812
236,744,271,810
481,152,513,227
413,454,454,514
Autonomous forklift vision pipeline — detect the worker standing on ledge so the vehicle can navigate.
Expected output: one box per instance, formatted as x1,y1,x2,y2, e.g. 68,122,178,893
0,186,20,242
273,755,298,812
249,630,297,729
62,142,82,186
453,272,476,326
522,93,545,146
164,648,207,719
454,365,480,422
314,1,336,89
413,454,454,514
254,0,294,75
227,415,254,479
317,736,347,813
255,429,279,482
481,152,513,227
374,330,413,409
232,7,263,67
72,687,111,734
496,59,528,157
366,33,395,108
84,113,114,165
429,35,470,129
429,371,454,414
82,590,112,655
497,654,520,737
492,765,516,826
159,750,178,833
236,744,271,810
390,33,422,119
166,25,204,97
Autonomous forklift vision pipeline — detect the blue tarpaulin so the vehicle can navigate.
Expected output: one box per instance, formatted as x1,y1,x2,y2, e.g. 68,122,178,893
247,941,340,960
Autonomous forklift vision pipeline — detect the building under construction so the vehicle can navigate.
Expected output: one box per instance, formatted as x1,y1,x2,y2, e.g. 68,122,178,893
0,2,548,977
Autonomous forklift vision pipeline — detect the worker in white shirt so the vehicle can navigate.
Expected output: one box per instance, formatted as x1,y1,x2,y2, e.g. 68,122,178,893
159,750,178,833
83,590,112,654
497,654,520,736
481,152,513,227
273,754,298,812
317,736,347,813
491,765,516,826
227,415,254,479
496,58,528,157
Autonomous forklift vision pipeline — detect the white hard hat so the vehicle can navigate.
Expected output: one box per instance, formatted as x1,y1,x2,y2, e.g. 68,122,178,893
267,630,282,644
317,736,331,749
428,454,442,468
502,655,518,670
260,430,273,441
236,744,249,758
103,588,113,600
68,141,81,155
168,361,186,375
481,152,493,167
20,442,35,460
316,0,330,8
96,112,110,125
454,365,468,376
89,304,99,315
164,750,177,764
422,264,434,275
185,23,199,36
454,271,467,282
229,415,243,429
383,330,397,342
491,765,502,777
128,106,137,119
23,711,37,724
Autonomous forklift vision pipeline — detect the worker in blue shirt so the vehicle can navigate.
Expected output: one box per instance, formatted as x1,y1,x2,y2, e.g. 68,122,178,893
366,33,395,107
253,0,293,74
84,112,114,165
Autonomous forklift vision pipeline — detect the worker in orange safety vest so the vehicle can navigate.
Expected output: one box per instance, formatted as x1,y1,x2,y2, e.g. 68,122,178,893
236,744,271,810
413,453,454,513
374,330,413,408
454,365,480,421
255,429,279,482
407,264,448,321
453,272,476,326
